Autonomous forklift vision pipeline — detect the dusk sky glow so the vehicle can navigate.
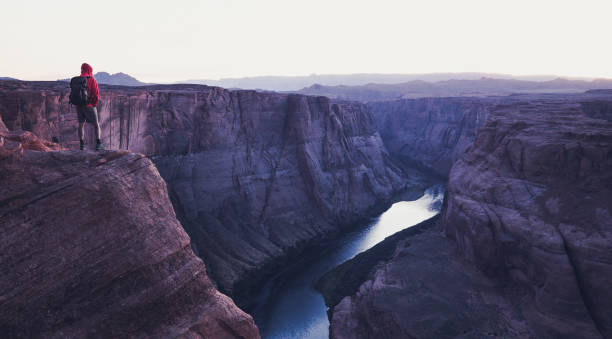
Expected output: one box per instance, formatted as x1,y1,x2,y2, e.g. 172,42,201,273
2,0,611,82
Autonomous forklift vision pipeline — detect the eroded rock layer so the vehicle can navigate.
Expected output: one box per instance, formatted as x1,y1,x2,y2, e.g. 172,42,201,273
0,132,259,338
370,97,494,177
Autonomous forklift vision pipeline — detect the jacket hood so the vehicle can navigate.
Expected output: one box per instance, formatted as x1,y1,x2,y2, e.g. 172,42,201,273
80,63,93,77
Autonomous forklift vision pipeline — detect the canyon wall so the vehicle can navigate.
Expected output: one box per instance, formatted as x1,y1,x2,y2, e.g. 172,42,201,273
0,126,259,338
0,80,425,305
326,93,612,339
370,97,493,177
440,97,612,338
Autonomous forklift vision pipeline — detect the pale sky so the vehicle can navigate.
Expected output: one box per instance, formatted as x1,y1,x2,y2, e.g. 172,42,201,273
1,0,611,82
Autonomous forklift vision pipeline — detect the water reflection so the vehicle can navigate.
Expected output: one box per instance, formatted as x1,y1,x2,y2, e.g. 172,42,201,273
253,186,444,339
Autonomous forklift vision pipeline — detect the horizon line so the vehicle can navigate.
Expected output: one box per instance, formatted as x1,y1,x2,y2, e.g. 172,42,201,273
4,71,612,84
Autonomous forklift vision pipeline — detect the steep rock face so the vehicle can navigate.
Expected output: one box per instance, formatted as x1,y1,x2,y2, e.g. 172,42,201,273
0,81,419,305
153,93,422,304
440,98,612,338
327,94,612,339
0,133,259,338
316,216,439,309
329,222,538,338
370,97,493,177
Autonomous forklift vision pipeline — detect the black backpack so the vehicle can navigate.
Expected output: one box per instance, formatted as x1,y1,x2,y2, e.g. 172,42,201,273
69,76,90,106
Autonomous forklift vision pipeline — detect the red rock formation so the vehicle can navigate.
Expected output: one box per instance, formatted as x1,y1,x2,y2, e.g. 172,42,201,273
0,129,63,157
0,128,259,338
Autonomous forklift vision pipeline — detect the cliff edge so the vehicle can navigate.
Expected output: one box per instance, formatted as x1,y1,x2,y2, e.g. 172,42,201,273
0,125,259,338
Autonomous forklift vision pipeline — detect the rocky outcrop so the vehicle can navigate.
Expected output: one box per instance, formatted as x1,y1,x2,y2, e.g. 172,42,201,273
0,126,63,158
440,98,612,338
0,130,259,338
316,216,439,309
326,94,612,339
329,221,539,338
0,80,425,306
370,97,493,177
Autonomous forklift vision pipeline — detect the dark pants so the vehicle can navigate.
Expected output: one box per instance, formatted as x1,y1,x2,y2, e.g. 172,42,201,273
77,106,99,124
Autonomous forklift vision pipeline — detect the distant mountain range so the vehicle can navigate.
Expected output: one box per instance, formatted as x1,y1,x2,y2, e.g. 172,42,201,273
178,73,599,92
91,72,148,86
294,77,612,101
58,72,148,86
5,72,612,100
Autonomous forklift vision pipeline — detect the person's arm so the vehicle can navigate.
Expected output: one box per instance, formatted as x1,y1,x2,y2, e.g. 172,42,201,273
89,78,100,107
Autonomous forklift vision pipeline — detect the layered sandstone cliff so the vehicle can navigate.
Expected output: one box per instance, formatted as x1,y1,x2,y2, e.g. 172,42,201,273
370,97,493,177
0,125,259,338
326,93,612,339
0,80,424,305
440,97,612,338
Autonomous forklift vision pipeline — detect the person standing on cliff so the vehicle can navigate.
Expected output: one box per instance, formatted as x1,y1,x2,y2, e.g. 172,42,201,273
70,63,104,150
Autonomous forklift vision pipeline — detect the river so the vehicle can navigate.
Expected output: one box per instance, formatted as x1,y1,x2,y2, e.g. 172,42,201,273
252,186,445,339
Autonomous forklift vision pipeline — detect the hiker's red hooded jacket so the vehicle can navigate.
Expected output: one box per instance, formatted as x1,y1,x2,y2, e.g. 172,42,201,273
80,63,100,107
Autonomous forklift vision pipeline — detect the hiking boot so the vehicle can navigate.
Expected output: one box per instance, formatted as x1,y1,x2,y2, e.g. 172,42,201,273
95,143,105,151
79,143,85,150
